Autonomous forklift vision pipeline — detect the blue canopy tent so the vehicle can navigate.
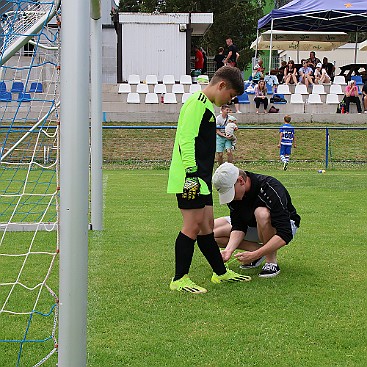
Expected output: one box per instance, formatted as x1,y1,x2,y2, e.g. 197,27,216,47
257,0,367,70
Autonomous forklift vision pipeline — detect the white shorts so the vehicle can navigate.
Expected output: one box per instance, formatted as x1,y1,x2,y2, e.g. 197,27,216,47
223,216,298,243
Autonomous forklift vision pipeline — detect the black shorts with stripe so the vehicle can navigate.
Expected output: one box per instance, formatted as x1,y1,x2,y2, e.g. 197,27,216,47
176,193,213,209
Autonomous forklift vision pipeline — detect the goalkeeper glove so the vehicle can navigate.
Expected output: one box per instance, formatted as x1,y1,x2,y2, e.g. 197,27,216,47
182,166,200,200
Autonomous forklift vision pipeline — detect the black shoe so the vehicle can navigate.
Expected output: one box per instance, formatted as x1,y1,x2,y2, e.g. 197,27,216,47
239,256,266,269
283,162,288,171
258,263,280,278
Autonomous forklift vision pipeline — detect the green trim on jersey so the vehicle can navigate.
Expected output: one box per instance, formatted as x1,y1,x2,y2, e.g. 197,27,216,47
167,91,215,194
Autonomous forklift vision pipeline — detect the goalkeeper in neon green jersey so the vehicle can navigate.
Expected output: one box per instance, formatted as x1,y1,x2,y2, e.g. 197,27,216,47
167,66,250,294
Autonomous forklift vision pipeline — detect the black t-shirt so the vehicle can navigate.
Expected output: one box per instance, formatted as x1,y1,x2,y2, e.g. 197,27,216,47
362,82,367,94
323,62,334,76
228,44,237,62
214,54,226,70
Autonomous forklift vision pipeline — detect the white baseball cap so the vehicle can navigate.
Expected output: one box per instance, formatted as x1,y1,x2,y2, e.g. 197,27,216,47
212,162,239,204
316,63,322,68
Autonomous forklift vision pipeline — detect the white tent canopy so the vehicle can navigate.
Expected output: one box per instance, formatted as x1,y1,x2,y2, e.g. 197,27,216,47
359,39,367,51
251,30,349,51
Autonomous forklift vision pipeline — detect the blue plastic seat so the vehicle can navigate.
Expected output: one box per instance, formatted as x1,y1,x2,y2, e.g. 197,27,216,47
17,92,31,102
0,81,6,92
29,82,43,93
272,94,287,104
351,75,363,85
237,92,250,104
11,81,24,93
0,91,12,102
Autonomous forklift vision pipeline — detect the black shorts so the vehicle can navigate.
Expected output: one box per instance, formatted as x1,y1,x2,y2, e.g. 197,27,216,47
176,193,213,209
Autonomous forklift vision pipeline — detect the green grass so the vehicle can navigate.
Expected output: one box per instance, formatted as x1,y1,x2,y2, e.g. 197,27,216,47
87,168,367,367
1,168,367,366
101,123,367,169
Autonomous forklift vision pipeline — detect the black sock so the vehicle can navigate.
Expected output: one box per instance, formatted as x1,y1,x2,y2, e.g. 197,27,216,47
173,231,195,281
197,233,226,276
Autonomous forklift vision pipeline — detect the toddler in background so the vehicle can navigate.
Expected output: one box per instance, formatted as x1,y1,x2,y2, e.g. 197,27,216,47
225,116,238,150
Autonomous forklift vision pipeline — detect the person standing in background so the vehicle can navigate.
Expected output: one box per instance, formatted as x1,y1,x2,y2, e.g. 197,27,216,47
278,115,297,171
194,46,204,73
224,38,238,67
214,47,226,70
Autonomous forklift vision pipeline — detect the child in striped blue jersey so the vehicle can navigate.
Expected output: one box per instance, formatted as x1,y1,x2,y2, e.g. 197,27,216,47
278,115,297,171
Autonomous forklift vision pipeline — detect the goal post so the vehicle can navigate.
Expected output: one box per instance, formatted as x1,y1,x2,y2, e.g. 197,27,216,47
58,0,90,365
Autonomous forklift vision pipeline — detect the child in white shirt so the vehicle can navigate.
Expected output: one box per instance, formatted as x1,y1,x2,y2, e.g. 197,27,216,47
225,116,238,150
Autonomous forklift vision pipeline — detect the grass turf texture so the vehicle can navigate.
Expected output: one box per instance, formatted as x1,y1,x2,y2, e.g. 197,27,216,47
85,168,367,367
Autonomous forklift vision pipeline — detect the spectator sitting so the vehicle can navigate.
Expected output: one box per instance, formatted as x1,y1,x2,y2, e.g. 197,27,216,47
254,80,268,114
284,60,298,85
307,51,321,71
362,81,367,113
344,80,362,114
322,57,335,81
277,61,287,83
264,73,279,93
298,60,314,87
314,63,331,84
252,59,265,83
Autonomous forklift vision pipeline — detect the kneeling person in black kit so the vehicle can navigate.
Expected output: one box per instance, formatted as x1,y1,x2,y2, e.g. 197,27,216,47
212,163,300,278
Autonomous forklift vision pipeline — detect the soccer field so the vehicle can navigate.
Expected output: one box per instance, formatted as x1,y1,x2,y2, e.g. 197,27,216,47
86,168,367,367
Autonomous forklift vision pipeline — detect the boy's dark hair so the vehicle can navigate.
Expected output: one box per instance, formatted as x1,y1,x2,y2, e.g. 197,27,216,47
210,66,244,95
284,115,291,123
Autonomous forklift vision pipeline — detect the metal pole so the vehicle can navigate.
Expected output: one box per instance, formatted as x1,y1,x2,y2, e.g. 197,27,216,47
90,1,103,230
325,127,329,169
354,32,358,64
58,0,89,365
268,19,274,73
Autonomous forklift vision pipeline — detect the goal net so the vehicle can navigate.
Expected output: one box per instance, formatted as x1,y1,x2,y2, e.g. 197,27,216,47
0,1,60,366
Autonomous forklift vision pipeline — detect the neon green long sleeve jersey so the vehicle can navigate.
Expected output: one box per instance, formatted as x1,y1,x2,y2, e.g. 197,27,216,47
167,91,216,194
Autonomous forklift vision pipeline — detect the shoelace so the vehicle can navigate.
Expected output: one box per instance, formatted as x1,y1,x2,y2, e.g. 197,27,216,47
263,263,277,271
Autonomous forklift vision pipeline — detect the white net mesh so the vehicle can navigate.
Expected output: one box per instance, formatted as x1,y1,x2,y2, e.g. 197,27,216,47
0,1,60,366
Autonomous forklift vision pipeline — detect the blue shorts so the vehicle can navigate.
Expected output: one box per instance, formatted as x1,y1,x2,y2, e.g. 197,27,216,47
216,135,232,152
280,144,292,156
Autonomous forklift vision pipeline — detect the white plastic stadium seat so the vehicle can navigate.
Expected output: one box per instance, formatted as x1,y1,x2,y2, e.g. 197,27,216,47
329,84,343,95
163,75,175,85
326,94,340,104
118,83,131,94
307,94,323,104
154,84,167,94
295,84,309,95
136,83,149,94
126,92,140,104
276,84,291,95
128,74,140,85
333,75,347,85
290,94,304,104
181,93,191,103
179,75,192,85
145,74,158,85
171,84,185,94
145,93,159,104
189,84,201,93
163,93,177,104
312,84,326,95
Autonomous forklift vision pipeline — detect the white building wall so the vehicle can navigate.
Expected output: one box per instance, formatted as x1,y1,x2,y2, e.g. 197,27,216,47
121,23,186,82
102,28,117,83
